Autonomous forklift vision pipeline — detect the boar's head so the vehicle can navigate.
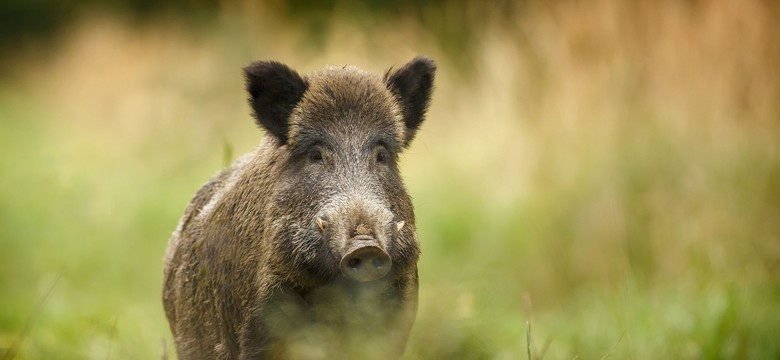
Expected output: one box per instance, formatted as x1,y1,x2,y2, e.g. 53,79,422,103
243,57,435,288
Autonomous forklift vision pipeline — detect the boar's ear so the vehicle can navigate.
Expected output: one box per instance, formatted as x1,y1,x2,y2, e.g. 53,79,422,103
384,56,436,146
244,61,308,144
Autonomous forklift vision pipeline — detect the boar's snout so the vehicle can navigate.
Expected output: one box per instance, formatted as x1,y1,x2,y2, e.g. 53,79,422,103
340,236,392,282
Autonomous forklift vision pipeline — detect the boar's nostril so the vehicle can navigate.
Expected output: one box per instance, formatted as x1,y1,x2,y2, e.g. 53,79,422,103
340,241,392,282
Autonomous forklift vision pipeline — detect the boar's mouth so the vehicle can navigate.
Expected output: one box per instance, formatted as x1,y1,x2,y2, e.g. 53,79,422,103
339,236,392,282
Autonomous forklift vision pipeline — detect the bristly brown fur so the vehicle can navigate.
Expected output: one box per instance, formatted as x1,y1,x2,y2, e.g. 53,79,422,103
163,57,435,359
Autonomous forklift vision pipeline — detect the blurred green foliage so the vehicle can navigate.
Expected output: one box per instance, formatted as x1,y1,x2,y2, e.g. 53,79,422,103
0,0,218,51
0,0,521,72
1,0,780,358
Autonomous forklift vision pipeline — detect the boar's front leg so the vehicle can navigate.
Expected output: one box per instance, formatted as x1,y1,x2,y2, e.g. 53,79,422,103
238,285,330,360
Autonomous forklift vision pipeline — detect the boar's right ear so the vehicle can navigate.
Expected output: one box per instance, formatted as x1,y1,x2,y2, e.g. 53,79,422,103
244,61,308,144
385,56,436,147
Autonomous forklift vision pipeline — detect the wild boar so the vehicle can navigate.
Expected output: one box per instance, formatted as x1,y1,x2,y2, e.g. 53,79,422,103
163,56,435,359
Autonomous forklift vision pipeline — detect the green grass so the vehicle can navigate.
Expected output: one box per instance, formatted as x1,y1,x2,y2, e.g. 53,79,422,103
2,1,780,358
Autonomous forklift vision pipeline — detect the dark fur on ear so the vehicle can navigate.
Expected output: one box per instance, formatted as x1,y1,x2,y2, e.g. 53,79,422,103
384,56,436,146
244,61,308,144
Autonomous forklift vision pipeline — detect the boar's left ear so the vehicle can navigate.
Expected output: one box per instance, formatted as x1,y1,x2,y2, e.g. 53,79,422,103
384,56,436,146
244,61,308,144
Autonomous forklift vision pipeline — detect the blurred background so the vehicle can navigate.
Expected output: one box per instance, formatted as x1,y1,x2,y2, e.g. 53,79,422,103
1,0,779,358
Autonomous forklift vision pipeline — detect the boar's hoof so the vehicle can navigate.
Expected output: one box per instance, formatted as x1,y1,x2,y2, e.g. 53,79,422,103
340,238,392,282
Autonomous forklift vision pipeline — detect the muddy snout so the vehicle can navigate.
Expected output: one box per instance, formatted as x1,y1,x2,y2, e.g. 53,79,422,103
340,236,392,282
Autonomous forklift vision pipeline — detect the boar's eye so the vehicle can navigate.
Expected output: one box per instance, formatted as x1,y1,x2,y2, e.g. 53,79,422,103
376,148,389,164
308,148,323,163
